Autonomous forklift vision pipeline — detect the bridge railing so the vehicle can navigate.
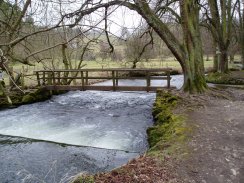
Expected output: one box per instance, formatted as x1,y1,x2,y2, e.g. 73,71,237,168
34,68,172,92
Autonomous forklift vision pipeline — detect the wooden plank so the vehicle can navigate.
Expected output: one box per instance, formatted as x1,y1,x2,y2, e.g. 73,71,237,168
38,76,170,80
44,85,173,91
35,68,172,73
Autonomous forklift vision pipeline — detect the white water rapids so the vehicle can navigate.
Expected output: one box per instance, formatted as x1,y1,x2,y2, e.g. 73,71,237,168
0,75,183,152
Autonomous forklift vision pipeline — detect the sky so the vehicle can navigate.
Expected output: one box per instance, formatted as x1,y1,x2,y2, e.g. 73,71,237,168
26,0,143,36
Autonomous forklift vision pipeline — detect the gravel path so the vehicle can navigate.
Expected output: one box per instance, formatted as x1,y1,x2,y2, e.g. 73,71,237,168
178,88,244,183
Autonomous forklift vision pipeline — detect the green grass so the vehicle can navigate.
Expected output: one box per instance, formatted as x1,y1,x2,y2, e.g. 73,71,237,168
6,55,239,86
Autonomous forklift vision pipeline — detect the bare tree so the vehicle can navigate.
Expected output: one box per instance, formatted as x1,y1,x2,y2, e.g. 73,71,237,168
124,27,154,68
236,0,244,69
202,0,238,72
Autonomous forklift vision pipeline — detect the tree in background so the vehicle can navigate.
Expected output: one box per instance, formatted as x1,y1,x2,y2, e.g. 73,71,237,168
124,28,154,69
236,0,244,69
202,0,238,73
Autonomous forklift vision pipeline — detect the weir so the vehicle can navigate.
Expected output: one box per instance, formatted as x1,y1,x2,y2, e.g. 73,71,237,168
34,68,172,92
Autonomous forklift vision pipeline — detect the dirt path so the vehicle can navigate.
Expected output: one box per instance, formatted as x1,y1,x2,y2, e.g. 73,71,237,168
178,88,244,183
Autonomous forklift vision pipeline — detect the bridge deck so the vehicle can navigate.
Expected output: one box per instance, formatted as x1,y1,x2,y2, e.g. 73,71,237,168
34,68,173,92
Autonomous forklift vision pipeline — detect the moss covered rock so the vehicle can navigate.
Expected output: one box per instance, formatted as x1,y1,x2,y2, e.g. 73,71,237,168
206,72,244,85
21,88,52,104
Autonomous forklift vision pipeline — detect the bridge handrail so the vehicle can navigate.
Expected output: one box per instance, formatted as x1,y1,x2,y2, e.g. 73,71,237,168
34,68,173,91
34,68,172,73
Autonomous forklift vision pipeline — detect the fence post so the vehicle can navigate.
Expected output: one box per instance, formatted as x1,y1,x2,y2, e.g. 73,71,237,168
112,70,115,91
58,72,61,84
167,70,170,88
115,71,118,86
47,72,52,85
43,71,46,85
85,71,88,85
81,71,84,91
146,71,150,92
36,72,41,86
52,71,56,86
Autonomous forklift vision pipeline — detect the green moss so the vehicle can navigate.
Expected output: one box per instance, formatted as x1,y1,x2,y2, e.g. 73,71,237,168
21,88,52,104
147,90,189,157
206,72,244,85
72,175,94,183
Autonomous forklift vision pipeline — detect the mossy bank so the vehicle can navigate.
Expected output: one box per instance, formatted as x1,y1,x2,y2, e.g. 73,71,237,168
0,87,55,109
206,71,244,85
72,90,189,183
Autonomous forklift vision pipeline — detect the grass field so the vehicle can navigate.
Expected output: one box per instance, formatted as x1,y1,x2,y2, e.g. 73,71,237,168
2,55,240,87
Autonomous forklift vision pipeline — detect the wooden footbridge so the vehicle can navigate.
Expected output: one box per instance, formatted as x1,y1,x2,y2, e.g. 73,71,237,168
34,68,172,92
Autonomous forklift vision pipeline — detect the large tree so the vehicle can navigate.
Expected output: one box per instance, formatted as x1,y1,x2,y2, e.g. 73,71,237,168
203,0,238,73
69,0,207,93
236,0,244,69
0,0,208,93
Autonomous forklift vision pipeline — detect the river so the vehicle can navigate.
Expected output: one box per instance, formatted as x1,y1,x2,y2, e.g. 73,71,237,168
0,75,183,183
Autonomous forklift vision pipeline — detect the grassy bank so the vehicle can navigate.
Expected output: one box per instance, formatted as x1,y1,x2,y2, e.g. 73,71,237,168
147,91,189,157
0,87,53,109
72,90,189,183
206,71,244,85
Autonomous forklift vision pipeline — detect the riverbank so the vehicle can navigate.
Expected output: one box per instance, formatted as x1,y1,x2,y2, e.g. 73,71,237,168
0,78,108,109
176,87,244,182
72,90,191,183
72,86,244,183
0,87,53,109
206,70,244,85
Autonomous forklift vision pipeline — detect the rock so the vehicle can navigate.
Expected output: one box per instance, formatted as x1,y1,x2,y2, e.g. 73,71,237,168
231,169,237,176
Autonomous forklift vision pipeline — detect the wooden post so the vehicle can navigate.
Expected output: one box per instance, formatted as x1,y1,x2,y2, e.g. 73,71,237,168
81,71,84,91
85,71,88,85
43,71,46,85
115,71,119,86
146,71,150,92
72,72,77,85
112,70,115,91
167,70,170,88
58,72,61,84
47,72,52,85
36,72,41,86
52,71,56,85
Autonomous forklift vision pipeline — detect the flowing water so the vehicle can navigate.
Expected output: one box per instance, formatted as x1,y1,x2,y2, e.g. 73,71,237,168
0,76,183,183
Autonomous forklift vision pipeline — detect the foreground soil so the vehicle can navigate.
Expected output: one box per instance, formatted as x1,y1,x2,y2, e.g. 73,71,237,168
176,88,244,183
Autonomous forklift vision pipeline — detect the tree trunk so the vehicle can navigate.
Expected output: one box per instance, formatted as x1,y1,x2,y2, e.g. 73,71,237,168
213,40,218,72
213,54,218,72
218,48,228,73
241,49,244,70
133,0,207,93
0,81,12,105
229,54,234,64
206,55,209,61
61,44,69,84
180,0,207,93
